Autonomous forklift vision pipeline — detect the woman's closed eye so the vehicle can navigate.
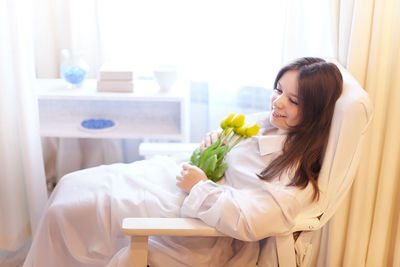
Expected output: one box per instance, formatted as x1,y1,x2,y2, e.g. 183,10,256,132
274,88,298,105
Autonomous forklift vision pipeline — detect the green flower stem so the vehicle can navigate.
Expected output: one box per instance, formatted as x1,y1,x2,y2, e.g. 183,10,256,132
215,135,246,166
227,136,246,153
224,127,233,137
219,128,233,148
227,132,240,144
215,155,224,167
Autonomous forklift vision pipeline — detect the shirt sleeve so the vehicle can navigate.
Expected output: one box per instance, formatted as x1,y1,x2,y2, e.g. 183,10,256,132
180,179,302,241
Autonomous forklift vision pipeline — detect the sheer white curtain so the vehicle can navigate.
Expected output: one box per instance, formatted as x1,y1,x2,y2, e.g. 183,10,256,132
323,0,400,266
34,0,124,182
0,0,47,251
34,0,102,78
282,0,338,62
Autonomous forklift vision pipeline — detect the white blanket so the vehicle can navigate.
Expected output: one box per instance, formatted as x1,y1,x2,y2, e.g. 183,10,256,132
25,119,298,267
24,156,242,267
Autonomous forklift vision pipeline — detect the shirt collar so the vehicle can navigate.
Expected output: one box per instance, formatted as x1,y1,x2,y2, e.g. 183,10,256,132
256,134,286,156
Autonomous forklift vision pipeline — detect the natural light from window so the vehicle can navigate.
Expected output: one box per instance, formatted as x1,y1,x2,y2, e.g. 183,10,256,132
97,0,286,88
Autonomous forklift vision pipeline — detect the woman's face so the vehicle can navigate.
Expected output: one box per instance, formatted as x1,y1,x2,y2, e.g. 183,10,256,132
270,70,301,131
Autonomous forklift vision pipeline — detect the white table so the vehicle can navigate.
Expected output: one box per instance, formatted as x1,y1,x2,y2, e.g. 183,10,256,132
35,79,190,142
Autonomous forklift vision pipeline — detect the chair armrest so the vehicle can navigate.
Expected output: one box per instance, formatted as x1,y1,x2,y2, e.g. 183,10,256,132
122,217,225,237
121,218,225,267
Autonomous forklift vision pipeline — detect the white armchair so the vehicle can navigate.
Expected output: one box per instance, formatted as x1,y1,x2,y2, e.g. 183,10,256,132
122,64,373,267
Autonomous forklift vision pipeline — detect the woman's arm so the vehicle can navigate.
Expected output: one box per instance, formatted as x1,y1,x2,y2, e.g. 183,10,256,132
180,180,301,241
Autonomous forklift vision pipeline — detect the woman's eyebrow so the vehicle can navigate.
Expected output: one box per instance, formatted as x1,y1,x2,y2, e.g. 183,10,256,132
277,81,298,98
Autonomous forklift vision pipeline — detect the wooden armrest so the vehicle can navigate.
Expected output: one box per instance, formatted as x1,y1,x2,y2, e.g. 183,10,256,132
122,217,225,237
121,218,225,266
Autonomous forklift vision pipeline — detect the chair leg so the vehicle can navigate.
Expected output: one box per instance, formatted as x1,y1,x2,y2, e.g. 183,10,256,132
128,236,149,267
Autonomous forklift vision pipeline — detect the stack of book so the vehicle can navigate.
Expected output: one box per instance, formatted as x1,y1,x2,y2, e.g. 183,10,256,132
97,65,134,92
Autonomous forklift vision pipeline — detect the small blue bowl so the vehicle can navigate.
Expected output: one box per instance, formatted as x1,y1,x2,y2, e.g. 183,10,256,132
81,119,115,130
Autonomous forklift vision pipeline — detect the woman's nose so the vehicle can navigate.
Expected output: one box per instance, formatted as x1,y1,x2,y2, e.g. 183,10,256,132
273,95,284,108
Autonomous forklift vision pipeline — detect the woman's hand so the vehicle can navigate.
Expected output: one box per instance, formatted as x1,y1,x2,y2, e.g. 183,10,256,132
200,130,221,152
176,164,208,193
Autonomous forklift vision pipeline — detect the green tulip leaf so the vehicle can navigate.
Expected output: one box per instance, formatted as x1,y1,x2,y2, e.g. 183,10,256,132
204,154,218,176
216,145,228,159
198,140,220,169
212,162,228,182
189,147,201,166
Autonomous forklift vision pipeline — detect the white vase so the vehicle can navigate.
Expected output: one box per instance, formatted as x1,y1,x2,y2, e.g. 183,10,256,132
153,65,177,92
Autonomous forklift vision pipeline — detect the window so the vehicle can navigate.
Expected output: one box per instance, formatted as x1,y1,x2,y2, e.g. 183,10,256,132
34,0,336,134
94,0,286,87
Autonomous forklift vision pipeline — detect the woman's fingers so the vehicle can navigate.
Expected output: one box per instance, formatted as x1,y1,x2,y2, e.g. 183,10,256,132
176,164,208,193
210,131,219,143
200,143,205,152
200,131,220,152
182,163,190,170
181,164,195,177
200,135,211,152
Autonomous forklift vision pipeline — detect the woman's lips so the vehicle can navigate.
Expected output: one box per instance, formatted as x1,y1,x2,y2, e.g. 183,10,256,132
272,110,285,118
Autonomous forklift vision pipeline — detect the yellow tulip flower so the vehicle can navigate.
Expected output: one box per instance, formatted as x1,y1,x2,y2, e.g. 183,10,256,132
234,124,248,136
231,113,245,128
246,123,260,137
220,113,235,129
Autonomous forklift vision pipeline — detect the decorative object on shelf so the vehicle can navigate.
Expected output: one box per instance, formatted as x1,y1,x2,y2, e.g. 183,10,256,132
189,113,260,182
79,118,118,132
97,64,134,93
60,49,89,88
153,65,177,92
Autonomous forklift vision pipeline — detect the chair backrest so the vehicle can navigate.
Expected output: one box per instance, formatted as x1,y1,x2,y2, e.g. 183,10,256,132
258,62,373,266
297,62,373,228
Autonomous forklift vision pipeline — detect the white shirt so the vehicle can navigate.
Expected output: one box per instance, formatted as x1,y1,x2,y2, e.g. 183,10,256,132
178,117,315,266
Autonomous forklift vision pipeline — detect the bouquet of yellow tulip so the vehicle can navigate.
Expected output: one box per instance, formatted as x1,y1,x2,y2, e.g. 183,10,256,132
189,113,260,182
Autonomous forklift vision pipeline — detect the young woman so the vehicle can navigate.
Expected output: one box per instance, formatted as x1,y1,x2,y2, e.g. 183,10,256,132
24,57,343,267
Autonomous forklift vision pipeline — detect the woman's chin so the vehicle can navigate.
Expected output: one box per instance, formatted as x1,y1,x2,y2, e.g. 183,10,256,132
269,119,289,133
269,117,281,129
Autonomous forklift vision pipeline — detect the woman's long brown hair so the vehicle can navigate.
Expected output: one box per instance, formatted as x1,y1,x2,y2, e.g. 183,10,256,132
258,57,343,201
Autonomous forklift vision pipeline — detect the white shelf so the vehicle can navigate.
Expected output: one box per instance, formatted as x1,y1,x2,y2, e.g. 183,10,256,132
35,79,187,101
36,79,189,140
